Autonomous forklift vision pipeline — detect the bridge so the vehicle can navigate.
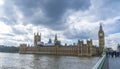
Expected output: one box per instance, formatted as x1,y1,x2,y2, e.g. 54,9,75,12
93,54,120,69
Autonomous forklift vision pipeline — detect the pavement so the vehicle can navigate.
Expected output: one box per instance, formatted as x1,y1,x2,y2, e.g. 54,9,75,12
108,57,120,69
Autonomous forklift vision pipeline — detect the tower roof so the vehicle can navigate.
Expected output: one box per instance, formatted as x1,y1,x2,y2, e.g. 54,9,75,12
100,23,103,30
99,23,104,32
48,38,52,43
55,34,57,40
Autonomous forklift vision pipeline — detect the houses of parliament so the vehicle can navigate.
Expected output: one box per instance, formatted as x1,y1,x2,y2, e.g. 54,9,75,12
19,24,105,56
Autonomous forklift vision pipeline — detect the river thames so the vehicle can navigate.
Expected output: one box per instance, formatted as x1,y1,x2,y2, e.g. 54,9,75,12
0,52,99,69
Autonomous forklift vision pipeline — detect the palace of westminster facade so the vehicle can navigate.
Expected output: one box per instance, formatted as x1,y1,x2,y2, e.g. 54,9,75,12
19,24,105,56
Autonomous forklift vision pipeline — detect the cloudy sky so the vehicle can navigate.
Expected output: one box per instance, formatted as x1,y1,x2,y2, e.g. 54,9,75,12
0,0,120,50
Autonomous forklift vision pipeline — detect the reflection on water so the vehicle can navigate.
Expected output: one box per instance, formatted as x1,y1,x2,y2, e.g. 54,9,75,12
0,52,99,69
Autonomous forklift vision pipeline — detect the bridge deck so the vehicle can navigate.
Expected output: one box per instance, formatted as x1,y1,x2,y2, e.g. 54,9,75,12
108,57,120,69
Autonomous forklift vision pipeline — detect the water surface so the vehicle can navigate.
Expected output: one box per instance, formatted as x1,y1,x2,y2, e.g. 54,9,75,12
0,52,99,69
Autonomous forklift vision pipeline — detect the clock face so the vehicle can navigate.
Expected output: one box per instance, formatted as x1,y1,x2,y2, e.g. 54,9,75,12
100,33,103,36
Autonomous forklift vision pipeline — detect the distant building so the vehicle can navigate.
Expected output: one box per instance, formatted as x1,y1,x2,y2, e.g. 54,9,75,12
48,38,52,43
19,24,105,56
117,44,120,52
37,42,44,46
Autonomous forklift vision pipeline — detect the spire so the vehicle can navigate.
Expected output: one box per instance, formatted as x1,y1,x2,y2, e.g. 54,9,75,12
99,23,103,31
40,33,41,42
48,38,52,43
55,34,57,41
54,34,58,44
99,23,104,33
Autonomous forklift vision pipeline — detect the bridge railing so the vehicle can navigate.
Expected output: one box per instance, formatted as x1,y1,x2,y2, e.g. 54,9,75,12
92,55,107,69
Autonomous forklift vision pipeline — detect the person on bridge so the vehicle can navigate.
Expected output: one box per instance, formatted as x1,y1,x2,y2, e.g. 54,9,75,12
111,51,114,58
106,51,109,57
115,51,117,57
116,51,119,57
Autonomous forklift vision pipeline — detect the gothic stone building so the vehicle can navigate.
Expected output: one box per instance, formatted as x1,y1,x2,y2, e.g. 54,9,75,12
19,24,105,56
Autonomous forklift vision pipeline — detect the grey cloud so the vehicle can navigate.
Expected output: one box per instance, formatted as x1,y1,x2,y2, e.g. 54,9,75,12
104,18,120,34
12,27,27,35
11,0,91,30
2,33,15,36
63,27,98,40
0,0,18,25
91,0,120,21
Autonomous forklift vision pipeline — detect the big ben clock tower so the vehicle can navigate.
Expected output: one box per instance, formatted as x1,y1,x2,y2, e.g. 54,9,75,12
98,24,105,54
